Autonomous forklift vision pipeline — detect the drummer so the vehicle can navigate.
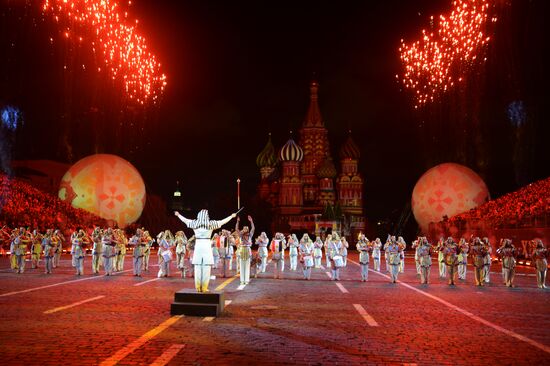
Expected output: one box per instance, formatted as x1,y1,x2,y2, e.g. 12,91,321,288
329,233,344,281
299,234,315,280
270,232,287,279
157,230,175,278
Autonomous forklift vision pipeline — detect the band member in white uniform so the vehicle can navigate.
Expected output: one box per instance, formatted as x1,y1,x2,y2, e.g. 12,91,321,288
313,236,323,268
288,234,299,271
91,227,103,274
72,230,89,276
158,230,175,278
418,237,432,284
443,237,458,285
174,231,188,278
324,234,332,269
14,228,31,274
497,239,516,287
387,237,401,283
42,230,54,274
436,237,446,279
531,240,548,289
233,231,241,274
299,234,314,280
356,233,371,282
30,230,42,269
115,229,127,272
412,238,421,276
397,236,406,273
235,215,255,285
329,233,344,281
383,236,392,273
372,238,382,272
270,232,286,279
175,210,237,292
483,237,493,283
255,232,270,273
457,238,469,281
341,236,350,267
470,237,486,286
142,231,154,271
129,229,145,277
102,228,117,276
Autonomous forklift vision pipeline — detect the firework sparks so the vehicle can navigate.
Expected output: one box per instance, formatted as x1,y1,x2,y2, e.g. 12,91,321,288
43,0,166,105
397,0,496,108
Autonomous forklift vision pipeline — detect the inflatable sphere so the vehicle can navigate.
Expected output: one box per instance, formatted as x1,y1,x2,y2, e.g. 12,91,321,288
58,154,146,227
411,163,489,232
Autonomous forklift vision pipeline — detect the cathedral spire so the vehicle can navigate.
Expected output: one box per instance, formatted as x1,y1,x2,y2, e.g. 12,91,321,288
302,80,324,128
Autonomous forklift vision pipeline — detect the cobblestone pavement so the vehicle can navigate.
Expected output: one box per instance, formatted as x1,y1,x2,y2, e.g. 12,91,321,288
0,253,548,365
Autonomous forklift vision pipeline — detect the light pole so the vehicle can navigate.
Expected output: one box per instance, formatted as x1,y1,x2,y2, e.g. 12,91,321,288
237,178,241,210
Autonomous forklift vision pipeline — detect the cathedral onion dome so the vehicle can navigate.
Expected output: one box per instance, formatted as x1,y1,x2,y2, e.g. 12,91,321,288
316,156,337,179
279,137,304,162
339,133,361,160
256,134,278,168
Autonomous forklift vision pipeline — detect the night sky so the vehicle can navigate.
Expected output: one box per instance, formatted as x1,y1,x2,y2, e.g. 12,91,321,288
1,0,549,232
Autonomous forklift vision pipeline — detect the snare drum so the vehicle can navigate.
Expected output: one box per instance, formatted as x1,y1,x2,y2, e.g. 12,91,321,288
304,255,314,267
333,255,344,268
162,250,173,262
272,252,281,261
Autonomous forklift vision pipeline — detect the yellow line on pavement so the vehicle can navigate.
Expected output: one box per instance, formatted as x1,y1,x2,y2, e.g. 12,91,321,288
149,344,185,366
99,315,184,366
44,295,105,314
215,275,238,291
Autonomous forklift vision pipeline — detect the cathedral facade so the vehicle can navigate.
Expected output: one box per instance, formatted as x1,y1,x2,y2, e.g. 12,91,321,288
256,81,366,239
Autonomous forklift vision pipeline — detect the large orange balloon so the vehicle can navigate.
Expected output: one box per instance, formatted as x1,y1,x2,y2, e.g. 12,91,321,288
58,154,146,227
412,163,489,232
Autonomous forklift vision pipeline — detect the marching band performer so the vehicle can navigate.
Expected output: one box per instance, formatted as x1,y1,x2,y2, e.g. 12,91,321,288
142,230,153,271
418,237,432,284
14,227,30,273
42,230,54,274
313,236,323,268
341,236,350,267
73,230,89,276
186,235,196,278
531,240,548,289
101,228,117,276
412,238,421,276
397,236,406,273
157,230,175,278
9,228,19,271
387,237,401,283
226,231,236,272
129,229,145,277
497,239,516,287
53,229,64,268
356,233,371,282
70,230,79,268
175,209,237,292
175,231,188,278
436,237,446,279
299,234,314,280
270,232,286,279
288,234,299,271
383,236,392,273
457,238,469,281
443,237,458,285
31,230,42,269
329,233,344,281
212,233,221,269
115,230,127,272
372,238,382,272
482,237,492,284
235,215,255,286
255,231,270,273
324,234,332,269
91,227,103,274
470,237,486,286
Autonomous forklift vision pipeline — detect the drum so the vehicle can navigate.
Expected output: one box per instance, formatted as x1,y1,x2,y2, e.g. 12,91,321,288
474,256,484,268
359,251,369,264
304,255,314,267
272,252,281,261
445,254,457,266
333,255,344,268
535,258,547,271
389,253,401,265
313,248,322,257
162,250,173,262
219,247,226,258
240,246,250,261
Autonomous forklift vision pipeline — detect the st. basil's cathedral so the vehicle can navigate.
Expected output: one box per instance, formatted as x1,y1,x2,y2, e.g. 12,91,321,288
256,81,366,240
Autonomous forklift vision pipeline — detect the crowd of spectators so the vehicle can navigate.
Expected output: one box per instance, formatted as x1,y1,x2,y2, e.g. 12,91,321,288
0,173,106,232
444,177,550,228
